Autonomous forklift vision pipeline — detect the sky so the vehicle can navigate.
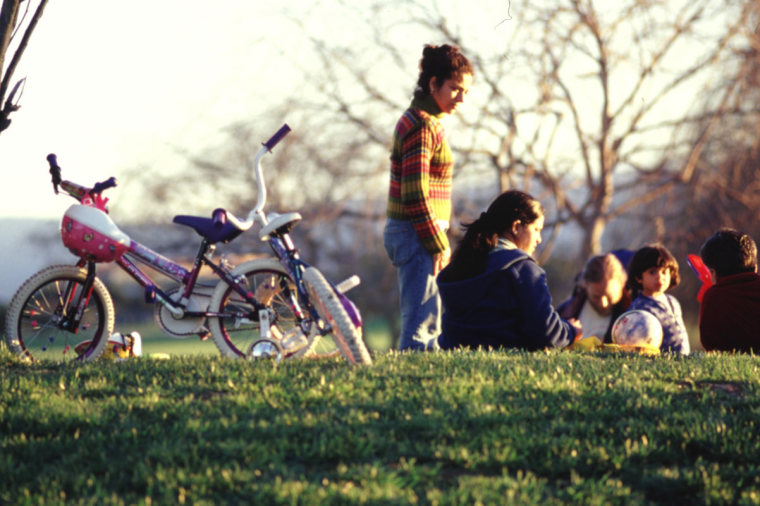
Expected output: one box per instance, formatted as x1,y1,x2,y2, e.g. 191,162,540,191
0,1,312,220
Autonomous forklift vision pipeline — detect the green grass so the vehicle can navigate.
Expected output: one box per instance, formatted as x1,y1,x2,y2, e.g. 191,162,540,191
2,348,760,504
117,317,394,357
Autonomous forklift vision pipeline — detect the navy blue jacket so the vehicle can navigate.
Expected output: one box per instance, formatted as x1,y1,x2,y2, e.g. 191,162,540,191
437,245,576,350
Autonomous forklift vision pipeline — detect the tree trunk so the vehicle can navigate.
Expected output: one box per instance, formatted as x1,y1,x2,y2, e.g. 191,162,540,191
582,216,606,261
0,0,21,80
0,0,48,134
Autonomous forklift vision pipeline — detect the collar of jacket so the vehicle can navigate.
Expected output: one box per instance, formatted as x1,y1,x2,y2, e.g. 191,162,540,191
411,94,444,119
716,271,760,286
494,237,519,251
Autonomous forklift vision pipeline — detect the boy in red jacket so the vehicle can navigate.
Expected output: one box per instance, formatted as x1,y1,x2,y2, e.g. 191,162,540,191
699,228,760,352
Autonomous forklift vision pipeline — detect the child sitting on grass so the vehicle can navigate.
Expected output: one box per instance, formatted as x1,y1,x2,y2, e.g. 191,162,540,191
626,244,690,354
698,229,760,352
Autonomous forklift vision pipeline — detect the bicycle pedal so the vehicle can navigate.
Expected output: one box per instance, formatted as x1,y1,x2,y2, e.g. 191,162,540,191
336,275,361,293
198,329,212,341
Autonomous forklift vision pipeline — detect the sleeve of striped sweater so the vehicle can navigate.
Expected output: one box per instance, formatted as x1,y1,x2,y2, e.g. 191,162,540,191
399,123,448,254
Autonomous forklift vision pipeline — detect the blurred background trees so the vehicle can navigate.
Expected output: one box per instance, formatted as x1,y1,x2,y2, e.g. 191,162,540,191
117,0,760,349
0,0,47,134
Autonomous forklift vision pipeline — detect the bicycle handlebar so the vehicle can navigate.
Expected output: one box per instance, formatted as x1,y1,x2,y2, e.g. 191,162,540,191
263,124,291,151
46,153,118,203
47,154,62,193
92,177,117,194
244,124,293,225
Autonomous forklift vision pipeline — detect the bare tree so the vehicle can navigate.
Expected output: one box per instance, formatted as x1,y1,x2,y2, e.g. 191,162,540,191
284,0,756,262
0,0,48,134
669,0,760,246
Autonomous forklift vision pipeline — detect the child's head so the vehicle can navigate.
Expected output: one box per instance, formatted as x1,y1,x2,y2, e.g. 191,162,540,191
581,254,627,315
700,228,758,278
626,244,680,296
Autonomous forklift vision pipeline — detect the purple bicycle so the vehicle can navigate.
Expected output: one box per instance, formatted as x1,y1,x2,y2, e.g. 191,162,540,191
4,125,372,365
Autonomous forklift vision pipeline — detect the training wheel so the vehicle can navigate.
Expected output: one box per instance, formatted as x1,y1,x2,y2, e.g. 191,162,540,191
246,338,283,362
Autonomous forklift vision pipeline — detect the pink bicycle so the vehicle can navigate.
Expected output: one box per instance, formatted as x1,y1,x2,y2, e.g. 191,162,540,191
4,125,372,365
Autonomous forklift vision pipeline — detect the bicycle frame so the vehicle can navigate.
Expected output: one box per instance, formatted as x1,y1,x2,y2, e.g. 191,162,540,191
114,239,254,317
61,210,317,341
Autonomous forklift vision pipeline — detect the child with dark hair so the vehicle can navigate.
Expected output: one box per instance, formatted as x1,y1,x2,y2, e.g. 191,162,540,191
626,244,690,354
436,190,580,351
699,228,760,352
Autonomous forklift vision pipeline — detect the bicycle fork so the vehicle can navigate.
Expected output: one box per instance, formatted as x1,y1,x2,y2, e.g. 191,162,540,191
57,261,98,333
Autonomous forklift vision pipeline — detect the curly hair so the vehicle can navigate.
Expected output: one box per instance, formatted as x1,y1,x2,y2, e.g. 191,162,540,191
626,244,680,296
413,44,473,100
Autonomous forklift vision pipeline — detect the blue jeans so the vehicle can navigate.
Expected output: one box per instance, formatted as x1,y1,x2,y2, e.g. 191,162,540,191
383,219,441,351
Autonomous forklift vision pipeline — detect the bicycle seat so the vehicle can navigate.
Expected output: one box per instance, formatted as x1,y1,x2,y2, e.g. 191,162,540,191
173,209,253,244
259,212,302,241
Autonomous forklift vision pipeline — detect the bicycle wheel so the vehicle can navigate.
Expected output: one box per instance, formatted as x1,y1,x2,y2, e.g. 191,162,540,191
302,267,372,366
206,259,322,358
4,265,115,363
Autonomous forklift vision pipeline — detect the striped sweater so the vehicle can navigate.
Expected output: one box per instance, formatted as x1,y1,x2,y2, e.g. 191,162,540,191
386,95,453,254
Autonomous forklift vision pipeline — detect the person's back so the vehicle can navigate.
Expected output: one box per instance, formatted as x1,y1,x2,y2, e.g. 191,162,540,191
436,191,577,351
699,229,760,352
438,245,571,350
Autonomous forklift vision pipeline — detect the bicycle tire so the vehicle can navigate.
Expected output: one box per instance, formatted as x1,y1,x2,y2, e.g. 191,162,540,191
4,265,114,363
207,259,332,358
302,267,372,366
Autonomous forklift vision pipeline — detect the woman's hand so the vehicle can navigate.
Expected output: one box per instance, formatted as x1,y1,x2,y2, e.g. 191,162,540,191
569,318,583,342
433,247,451,275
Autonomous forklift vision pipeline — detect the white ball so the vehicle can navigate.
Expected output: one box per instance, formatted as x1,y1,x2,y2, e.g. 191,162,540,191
611,310,663,349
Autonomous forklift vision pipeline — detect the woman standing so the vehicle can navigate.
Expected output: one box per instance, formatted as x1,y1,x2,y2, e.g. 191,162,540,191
436,191,580,350
384,44,473,351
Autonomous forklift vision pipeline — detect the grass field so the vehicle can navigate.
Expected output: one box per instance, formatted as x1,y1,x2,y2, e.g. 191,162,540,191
2,346,760,504
113,317,395,357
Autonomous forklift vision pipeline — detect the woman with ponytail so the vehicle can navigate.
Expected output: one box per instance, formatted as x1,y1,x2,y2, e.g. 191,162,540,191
437,191,581,350
384,43,473,351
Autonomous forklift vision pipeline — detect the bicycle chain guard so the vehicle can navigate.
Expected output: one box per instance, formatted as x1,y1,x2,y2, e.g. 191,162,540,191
154,285,213,337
